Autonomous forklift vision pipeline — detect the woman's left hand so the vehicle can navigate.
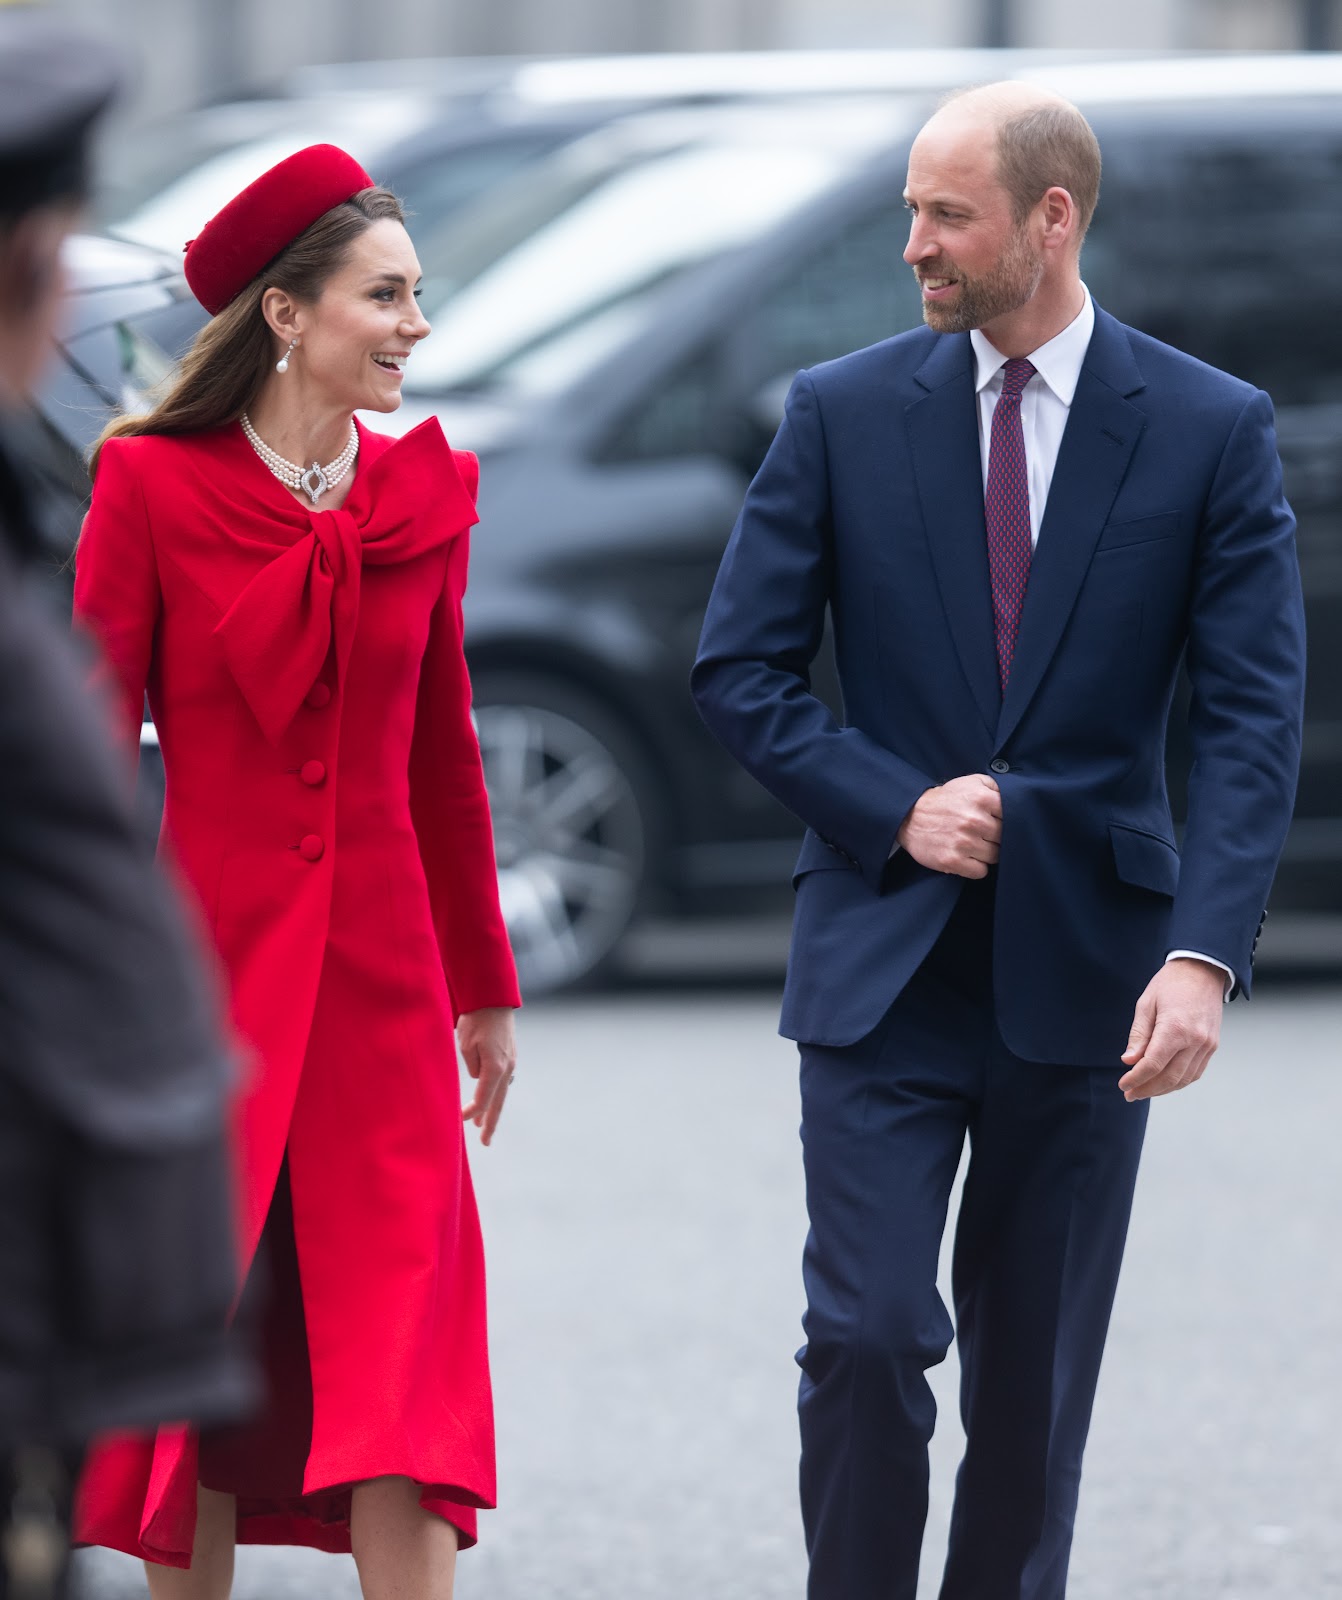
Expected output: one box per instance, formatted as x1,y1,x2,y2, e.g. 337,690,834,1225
457,1007,517,1146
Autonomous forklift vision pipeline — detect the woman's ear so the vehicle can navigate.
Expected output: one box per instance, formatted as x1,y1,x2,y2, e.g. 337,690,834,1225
260,286,302,343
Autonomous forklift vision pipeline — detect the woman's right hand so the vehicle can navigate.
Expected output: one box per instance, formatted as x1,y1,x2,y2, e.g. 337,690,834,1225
457,1007,517,1146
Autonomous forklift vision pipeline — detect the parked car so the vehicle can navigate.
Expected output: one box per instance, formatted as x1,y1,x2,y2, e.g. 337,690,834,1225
98,89,524,255
383,57,1342,989
57,53,1342,995
101,49,1086,259
29,234,201,602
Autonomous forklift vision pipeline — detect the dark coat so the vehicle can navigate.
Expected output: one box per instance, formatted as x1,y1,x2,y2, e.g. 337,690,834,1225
692,307,1306,1058
0,418,251,1450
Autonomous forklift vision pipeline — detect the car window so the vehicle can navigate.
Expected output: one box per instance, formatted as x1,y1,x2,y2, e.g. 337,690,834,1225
54,304,193,449
745,200,925,383
123,295,208,364
605,199,923,466
601,348,722,462
405,101,914,400
386,133,571,229
1082,115,1342,405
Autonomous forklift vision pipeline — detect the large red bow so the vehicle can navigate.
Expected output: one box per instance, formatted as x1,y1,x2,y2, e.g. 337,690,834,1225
215,420,478,744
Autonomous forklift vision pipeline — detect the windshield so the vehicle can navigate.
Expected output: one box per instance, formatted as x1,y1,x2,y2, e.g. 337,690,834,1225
404,101,911,400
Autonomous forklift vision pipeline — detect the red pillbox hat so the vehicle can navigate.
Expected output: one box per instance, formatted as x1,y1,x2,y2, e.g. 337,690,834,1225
183,143,374,315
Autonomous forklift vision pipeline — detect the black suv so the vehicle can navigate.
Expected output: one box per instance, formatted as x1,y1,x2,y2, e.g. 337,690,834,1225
51,57,1342,993
384,63,1342,990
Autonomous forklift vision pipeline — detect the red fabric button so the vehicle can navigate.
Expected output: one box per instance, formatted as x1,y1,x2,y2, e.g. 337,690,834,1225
298,834,324,862
299,760,326,787
305,683,331,709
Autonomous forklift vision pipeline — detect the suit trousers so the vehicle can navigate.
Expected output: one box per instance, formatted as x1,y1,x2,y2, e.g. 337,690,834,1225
797,877,1149,1600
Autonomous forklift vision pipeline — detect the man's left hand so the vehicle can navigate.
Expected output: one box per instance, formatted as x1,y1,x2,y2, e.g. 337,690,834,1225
1118,959,1225,1101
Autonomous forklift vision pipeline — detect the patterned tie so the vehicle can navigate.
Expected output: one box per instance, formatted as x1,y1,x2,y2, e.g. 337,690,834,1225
984,357,1036,693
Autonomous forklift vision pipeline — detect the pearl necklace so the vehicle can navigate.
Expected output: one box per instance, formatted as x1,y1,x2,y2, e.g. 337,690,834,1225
240,413,359,506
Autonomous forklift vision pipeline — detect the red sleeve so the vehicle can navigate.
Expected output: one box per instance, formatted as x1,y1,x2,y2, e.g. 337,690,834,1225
409,526,521,1017
72,439,161,767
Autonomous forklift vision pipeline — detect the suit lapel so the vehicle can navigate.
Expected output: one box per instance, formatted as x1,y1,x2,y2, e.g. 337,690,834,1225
995,309,1147,750
904,334,1000,737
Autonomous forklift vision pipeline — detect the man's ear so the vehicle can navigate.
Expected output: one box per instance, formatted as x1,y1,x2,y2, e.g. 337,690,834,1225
1039,185,1078,252
0,209,65,314
0,202,79,401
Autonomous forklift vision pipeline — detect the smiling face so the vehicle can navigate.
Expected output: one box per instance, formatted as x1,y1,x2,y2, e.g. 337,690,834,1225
284,218,430,413
902,112,1045,336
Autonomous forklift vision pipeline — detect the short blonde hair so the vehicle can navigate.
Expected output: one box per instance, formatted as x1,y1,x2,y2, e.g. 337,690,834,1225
994,102,1102,243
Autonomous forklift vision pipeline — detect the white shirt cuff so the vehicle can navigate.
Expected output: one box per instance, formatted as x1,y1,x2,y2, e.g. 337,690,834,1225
1166,949,1235,999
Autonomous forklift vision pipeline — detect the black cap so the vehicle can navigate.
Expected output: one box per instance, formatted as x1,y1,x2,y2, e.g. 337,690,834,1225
0,5,122,220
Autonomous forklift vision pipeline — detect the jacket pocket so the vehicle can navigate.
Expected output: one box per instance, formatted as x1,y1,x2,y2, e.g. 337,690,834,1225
1109,821,1180,896
1095,511,1181,551
792,829,855,886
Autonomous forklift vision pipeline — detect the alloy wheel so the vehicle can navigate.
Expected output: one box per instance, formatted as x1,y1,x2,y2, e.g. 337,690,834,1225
474,690,648,994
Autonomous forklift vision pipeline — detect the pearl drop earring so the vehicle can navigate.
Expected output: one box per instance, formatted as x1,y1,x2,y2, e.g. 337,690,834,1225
276,338,298,374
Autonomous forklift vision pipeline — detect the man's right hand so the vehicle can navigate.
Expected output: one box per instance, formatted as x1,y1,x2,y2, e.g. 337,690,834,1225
896,774,1002,879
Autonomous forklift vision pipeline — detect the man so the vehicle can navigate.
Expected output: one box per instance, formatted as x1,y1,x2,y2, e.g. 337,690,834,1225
0,10,251,1596
692,83,1305,1599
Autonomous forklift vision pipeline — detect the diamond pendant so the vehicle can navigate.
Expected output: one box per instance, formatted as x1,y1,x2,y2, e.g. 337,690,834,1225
300,462,330,505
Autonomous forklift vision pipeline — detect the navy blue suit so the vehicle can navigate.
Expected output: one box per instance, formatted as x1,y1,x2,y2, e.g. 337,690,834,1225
692,306,1305,1598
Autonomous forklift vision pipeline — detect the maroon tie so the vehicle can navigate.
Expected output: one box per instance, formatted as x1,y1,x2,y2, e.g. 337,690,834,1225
984,357,1036,692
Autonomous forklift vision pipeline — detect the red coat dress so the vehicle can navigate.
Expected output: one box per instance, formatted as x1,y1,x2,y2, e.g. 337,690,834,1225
70,417,520,1565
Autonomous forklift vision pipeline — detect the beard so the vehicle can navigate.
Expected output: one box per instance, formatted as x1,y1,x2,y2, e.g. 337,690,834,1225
917,223,1045,334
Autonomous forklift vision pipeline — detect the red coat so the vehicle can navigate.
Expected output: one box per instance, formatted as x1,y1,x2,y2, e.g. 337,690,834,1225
70,418,520,1564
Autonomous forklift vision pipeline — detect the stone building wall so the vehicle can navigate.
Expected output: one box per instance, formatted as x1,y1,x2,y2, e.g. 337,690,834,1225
43,0,1342,125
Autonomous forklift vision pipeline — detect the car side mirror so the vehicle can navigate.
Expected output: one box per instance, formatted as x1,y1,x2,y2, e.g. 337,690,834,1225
750,374,794,434
724,373,796,479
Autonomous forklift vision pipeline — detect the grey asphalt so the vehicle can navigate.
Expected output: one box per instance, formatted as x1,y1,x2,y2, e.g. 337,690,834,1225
75,983,1342,1599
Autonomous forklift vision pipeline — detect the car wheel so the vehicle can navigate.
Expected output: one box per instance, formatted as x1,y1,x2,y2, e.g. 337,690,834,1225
470,672,658,996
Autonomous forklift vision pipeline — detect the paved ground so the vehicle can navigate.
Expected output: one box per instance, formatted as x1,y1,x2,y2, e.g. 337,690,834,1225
75,982,1342,1599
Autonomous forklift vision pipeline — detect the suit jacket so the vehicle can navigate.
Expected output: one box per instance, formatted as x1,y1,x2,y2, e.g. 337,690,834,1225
692,306,1306,1063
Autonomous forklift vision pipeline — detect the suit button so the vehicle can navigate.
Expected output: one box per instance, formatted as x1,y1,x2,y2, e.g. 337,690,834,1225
305,683,331,709
989,758,1011,775
298,833,325,862
299,759,326,787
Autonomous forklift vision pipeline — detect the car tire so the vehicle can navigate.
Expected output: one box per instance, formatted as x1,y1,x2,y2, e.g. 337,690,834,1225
469,670,662,997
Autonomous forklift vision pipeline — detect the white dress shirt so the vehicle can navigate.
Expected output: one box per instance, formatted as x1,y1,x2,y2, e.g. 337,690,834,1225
941,287,1234,994
970,287,1095,548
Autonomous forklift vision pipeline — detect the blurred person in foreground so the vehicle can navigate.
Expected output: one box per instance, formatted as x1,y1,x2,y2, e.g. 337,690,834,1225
0,9,251,1599
693,83,1305,1599
72,143,520,1600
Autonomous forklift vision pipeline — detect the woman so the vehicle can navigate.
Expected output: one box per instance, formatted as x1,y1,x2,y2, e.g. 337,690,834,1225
72,145,520,1600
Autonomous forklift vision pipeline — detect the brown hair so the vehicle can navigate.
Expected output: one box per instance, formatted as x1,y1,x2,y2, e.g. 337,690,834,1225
994,103,1102,245
89,185,404,478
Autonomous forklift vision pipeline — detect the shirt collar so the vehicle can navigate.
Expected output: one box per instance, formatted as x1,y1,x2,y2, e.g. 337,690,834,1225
970,284,1095,406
